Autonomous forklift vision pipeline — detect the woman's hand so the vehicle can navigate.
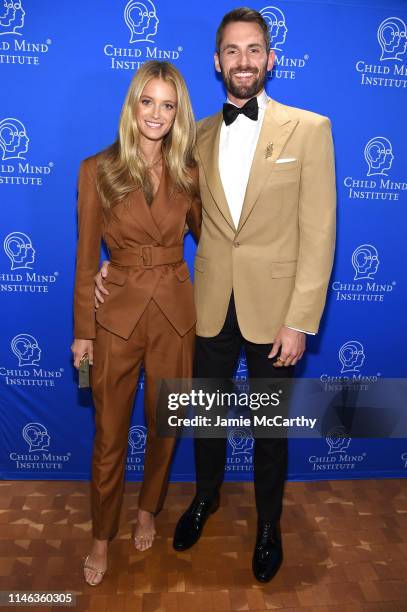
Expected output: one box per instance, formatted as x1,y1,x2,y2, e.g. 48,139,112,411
94,260,110,309
71,339,94,369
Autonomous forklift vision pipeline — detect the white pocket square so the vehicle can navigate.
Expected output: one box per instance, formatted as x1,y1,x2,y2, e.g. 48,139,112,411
275,157,296,163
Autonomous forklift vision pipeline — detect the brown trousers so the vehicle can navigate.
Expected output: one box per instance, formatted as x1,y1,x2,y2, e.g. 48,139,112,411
90,299,195,540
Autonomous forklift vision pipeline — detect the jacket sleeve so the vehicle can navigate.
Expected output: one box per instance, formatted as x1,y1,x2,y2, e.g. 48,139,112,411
73,157,103,339
284,117,336,333
185,164,202,242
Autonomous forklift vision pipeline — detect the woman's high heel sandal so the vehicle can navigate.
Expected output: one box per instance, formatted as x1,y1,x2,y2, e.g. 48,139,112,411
83,554,107,586
133,520,156,551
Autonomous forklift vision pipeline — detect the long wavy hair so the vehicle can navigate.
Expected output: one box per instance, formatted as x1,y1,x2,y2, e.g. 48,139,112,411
97,61,197,208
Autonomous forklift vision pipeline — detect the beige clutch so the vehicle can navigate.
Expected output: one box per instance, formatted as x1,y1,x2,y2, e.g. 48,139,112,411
78,355,90,388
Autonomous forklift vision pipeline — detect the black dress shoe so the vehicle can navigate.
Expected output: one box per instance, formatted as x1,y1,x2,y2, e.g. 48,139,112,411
173,495,220,551
252,520,283,583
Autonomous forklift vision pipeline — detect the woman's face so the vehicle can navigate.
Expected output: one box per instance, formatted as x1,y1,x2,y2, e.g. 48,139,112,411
135,77,177,143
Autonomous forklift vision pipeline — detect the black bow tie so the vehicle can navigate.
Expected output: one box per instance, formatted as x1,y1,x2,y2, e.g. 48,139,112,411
222,97,259,126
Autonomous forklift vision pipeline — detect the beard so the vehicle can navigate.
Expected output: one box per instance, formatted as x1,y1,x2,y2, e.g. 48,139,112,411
220,58,268,100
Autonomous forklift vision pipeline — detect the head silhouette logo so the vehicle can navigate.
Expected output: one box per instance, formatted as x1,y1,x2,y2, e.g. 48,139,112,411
128,425,147,454
236,353,248,375
338,341,365,374
124,0,159,43
326,426,351,455
364,137,394,177
377,17,407,61
260,6,287,50
352,244,379,280
0,118,29,161
11,334,41,367
228,427,254,456
4,232,35,270
0,0,25,36
22,422,50,452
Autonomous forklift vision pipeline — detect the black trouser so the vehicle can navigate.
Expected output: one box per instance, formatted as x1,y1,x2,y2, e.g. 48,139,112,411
193,293,294,523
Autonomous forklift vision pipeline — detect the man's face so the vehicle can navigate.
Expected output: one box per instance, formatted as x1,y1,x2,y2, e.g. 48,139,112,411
215,21,274,101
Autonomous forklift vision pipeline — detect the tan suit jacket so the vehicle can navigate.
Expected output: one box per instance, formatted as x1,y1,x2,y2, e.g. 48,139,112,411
194,97,336,343
74,154,201,340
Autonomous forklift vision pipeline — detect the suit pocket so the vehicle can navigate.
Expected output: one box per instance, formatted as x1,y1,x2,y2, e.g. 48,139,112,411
272,160,299,173
105,265,128,286
271,261,297,278
194,254,205,273
174,261,190,282
271,161,300,186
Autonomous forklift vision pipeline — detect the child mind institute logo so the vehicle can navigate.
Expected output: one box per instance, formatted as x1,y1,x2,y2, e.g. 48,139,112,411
352,245,379,280
126,425,147,472
331,244,396,303
355,16,407,89
339,341,365,374
378,17,407,62
0,1,52,66
104,0,183,71
320,340,380,391
0,118,54,186
8,422,72,471
1,231,59,293
343,136,406,202
125,0,159,43
0,117,28,160
0,334,64,388
23,422,50,452
0,0,25,36
4,231,34,270
365,137,394,177
12,333,41,366
260,5,309,80
226,427,254,473
260,6,287,50
234,352,248,381
308,426,367,472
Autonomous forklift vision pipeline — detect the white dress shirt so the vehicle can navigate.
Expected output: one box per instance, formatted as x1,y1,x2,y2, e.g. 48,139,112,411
218,90,313,336
219,89,269,230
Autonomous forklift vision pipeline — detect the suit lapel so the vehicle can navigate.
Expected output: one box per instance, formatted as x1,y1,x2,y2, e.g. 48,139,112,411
196,112,235,232
236,99,299,235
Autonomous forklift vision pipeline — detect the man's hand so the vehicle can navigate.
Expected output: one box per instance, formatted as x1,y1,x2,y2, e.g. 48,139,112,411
94,260,110,309
268,326,305,367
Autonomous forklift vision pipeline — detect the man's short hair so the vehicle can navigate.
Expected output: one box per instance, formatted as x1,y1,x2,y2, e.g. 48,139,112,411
216,7,270,54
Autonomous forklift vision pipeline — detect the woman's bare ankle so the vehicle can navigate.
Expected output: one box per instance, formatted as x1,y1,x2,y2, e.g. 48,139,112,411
137,508,154,523
92,538,108,554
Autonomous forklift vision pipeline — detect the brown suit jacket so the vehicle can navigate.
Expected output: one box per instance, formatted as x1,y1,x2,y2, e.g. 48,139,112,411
74,154,201,340
194,97,336,342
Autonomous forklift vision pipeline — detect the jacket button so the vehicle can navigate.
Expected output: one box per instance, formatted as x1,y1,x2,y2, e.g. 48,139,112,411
234,241,240,247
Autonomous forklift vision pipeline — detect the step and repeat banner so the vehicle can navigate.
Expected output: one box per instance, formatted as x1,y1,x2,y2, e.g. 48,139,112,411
1,0,406,482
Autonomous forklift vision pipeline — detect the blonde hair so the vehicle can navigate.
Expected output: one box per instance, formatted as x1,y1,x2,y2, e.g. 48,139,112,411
97,61,197,208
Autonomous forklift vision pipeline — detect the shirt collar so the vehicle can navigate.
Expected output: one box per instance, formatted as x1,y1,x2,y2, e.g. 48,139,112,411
225,89,269,110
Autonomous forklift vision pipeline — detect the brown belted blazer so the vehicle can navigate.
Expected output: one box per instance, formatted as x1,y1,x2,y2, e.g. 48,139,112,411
73,154,201,340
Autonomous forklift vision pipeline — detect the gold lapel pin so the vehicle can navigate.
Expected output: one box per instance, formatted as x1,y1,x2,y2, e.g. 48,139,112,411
265,142,273,159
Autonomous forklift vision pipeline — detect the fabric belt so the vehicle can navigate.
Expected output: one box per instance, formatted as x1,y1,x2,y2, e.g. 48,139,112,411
109,244,183,268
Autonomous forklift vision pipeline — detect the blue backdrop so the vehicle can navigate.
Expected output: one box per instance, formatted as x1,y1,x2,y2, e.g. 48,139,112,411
1,0,406,483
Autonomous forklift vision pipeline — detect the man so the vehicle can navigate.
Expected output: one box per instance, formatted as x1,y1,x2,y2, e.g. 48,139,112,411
172,7,336,583
95,7,336,583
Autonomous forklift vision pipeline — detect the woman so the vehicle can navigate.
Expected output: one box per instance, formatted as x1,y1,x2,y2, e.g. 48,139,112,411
71,61,201,586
